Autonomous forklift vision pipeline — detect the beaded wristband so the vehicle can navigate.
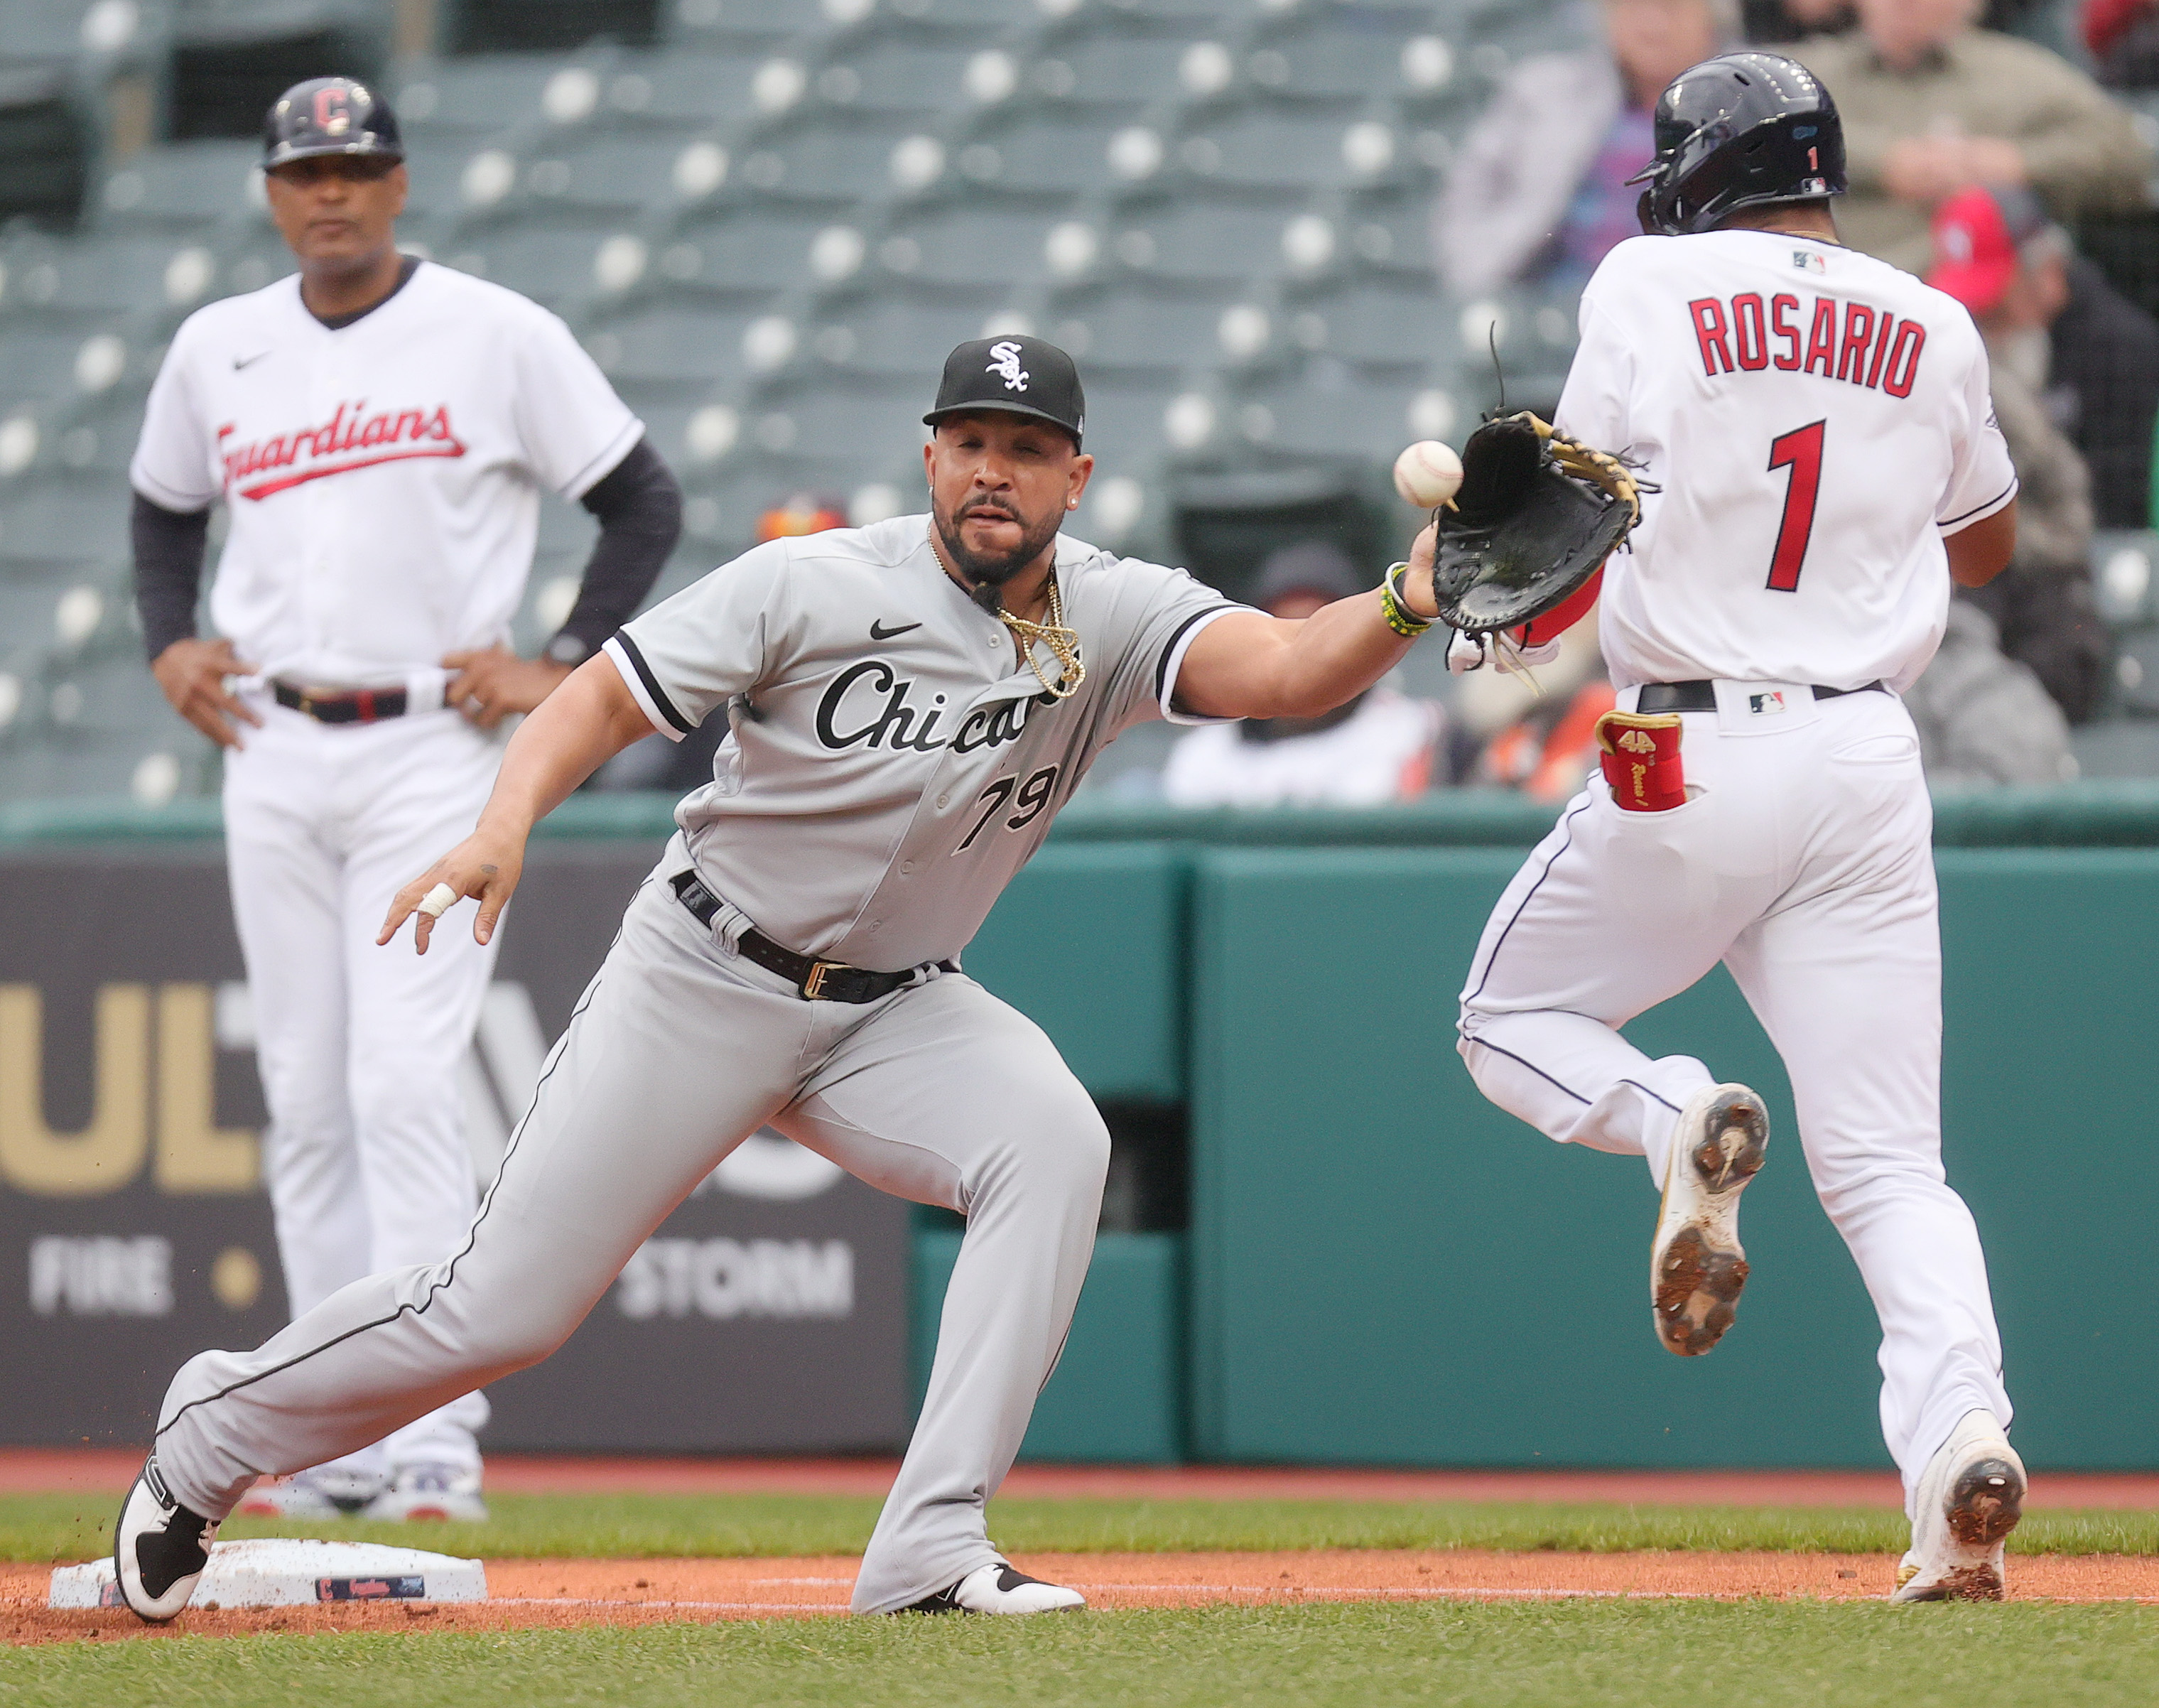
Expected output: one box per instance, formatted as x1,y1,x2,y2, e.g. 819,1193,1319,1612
1379,561,1434,639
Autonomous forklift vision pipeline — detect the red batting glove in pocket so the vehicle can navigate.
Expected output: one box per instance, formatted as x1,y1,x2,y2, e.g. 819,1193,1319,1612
1595,709,1687,812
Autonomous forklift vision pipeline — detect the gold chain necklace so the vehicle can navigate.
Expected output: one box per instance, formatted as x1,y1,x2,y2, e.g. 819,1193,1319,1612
997,572,1086,701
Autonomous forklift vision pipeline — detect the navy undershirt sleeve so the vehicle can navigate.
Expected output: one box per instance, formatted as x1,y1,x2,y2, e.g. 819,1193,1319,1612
547,436,683,665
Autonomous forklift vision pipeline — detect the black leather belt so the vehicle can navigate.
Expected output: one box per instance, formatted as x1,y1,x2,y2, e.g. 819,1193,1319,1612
273,679,410,724
671,870,953,1003
1635,680,1886,713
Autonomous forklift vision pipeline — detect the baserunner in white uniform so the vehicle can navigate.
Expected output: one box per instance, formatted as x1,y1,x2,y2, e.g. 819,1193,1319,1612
115,335,1466,1622
1453,55,2029,1601
129,78,681,1522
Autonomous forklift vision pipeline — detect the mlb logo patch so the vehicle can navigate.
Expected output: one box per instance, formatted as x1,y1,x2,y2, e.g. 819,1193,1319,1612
1748,691,1787,715
1792,250,1827,275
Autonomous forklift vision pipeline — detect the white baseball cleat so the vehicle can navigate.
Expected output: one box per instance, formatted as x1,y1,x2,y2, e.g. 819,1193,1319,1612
237,1466,384,1520
361,1464,489,1523
113,1455,220,1623
1892,1410,2025,1604
898,1563,1087,1615
1651,1083,1770,1356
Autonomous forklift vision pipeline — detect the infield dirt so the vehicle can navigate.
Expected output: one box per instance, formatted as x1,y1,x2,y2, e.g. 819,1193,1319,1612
11,1548,2159,1644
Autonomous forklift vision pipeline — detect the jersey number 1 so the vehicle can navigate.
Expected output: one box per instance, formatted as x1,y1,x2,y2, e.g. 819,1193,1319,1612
1765,420,1825,593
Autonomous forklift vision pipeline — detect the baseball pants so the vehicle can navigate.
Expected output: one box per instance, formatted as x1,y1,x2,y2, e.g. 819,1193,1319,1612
222,697,501,1479
150,836,1110,1615
1456,685,2011,1509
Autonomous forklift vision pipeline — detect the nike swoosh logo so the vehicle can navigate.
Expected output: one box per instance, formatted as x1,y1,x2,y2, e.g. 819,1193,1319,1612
232,352,270,370
869,620,923,641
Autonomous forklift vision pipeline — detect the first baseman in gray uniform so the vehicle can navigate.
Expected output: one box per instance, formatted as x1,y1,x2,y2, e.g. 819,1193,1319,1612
116,337,1458,1621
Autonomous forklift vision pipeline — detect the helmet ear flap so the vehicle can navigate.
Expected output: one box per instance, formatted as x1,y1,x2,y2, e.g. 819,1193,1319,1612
1636,187,1660,237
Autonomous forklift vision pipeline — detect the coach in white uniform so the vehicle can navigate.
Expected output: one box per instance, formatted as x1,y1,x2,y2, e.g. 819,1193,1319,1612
115,333,1467,1622
129,78,681,1521
1454,55,2028,1601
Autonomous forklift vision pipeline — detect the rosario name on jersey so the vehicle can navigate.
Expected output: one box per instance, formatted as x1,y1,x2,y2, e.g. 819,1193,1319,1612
1554,229,2018,693
129,262,642,688
604,514,1240,973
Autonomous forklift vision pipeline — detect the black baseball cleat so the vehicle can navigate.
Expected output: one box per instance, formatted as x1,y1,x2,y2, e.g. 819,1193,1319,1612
1650,1083,1770,1356
896,1563,1086,1615
113,1455,220,1622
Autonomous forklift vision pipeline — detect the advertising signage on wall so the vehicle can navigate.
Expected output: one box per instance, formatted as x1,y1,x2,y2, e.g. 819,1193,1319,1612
0,844,909,1452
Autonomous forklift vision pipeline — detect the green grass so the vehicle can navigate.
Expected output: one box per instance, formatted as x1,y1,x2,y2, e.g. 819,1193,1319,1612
8,1603,2159,1707
9,1491,2159,1567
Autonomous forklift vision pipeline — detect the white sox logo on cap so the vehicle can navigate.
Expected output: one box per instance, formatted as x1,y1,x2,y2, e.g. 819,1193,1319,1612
986,342,1029,392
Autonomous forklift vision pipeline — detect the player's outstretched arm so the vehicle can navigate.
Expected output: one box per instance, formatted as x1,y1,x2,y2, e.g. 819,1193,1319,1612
379,654,657,953
1174,523,1439,721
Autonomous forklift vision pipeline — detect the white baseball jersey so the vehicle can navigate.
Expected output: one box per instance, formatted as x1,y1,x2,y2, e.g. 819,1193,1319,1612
1555,229,2018,693
604,515,1240,972
130,261,642,691
1161,689,1441,807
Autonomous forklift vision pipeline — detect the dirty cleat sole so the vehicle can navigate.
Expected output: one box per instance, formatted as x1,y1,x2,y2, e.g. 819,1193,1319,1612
1893,1413,2025,1604
1651,1083,1769,1356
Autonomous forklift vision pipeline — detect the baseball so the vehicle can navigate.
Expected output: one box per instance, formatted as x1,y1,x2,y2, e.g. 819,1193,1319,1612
1394,439,1463,509
417,882,459,920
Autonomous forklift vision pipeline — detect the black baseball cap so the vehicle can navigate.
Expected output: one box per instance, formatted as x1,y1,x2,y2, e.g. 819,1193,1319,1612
924,336,1085,449
264,76,404,171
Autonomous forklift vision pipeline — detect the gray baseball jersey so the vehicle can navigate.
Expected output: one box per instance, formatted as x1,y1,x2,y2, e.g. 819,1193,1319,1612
141,517,1254,1616
602,514,1243,971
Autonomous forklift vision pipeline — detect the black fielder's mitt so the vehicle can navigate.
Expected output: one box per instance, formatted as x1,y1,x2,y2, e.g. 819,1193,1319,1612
1427,412,1643,637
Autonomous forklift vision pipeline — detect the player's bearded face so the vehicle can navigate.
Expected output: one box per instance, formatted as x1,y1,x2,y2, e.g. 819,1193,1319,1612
929,417,1083,609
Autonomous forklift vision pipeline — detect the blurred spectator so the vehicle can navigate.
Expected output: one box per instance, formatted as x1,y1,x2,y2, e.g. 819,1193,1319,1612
757,491,848,540
2087,0,2159,85
1929,188,2112,720
1903,601,2078,780
1454,620,1618,800
1435,0,1732,296
1161,544,1443,806
1744,0,1856,45
1930,182,2159,526
1791,0,2152,274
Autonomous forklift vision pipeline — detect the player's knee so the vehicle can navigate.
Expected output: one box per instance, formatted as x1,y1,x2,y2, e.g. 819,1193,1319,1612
468,1309,578,1375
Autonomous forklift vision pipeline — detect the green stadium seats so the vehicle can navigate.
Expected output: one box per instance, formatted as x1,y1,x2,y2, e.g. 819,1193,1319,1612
586,302,762,392
92,139,264,233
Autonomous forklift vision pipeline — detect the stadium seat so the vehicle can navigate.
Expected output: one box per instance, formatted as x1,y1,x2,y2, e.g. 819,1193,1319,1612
875,206,1073,291
589,49,762,126
392,54,577,139
967,112,1132,198
1298,281,1459,372
0,234,215,325
812,293,1007,377
1057,286,1241,378
1108,199,1287,285
518,129,710,217
585,301,762,393
438,222,623,310
649,209,863,298
92,139,264,233
0,477,131,567
818,42,984,116
665,0,830,49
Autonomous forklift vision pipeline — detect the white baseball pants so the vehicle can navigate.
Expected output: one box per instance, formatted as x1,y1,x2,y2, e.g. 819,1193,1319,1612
221,697,501,1479
1456,685,2012,1508
149,838,1109,1614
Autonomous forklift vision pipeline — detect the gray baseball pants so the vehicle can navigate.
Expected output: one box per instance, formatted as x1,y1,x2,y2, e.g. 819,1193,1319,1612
148,845,1110,1614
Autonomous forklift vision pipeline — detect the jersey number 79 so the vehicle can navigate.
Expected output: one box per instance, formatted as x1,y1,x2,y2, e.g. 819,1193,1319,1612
1765,419,1825,593
954,764,1061,853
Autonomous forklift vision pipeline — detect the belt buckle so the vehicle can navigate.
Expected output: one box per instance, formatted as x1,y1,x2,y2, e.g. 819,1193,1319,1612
800,961,838,1000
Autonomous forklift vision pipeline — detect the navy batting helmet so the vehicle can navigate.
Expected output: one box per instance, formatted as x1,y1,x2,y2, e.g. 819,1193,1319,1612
1630,53,1844,238
263,76,404,171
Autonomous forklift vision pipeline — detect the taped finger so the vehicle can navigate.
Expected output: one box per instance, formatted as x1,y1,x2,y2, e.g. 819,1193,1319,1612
416,882,459,919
